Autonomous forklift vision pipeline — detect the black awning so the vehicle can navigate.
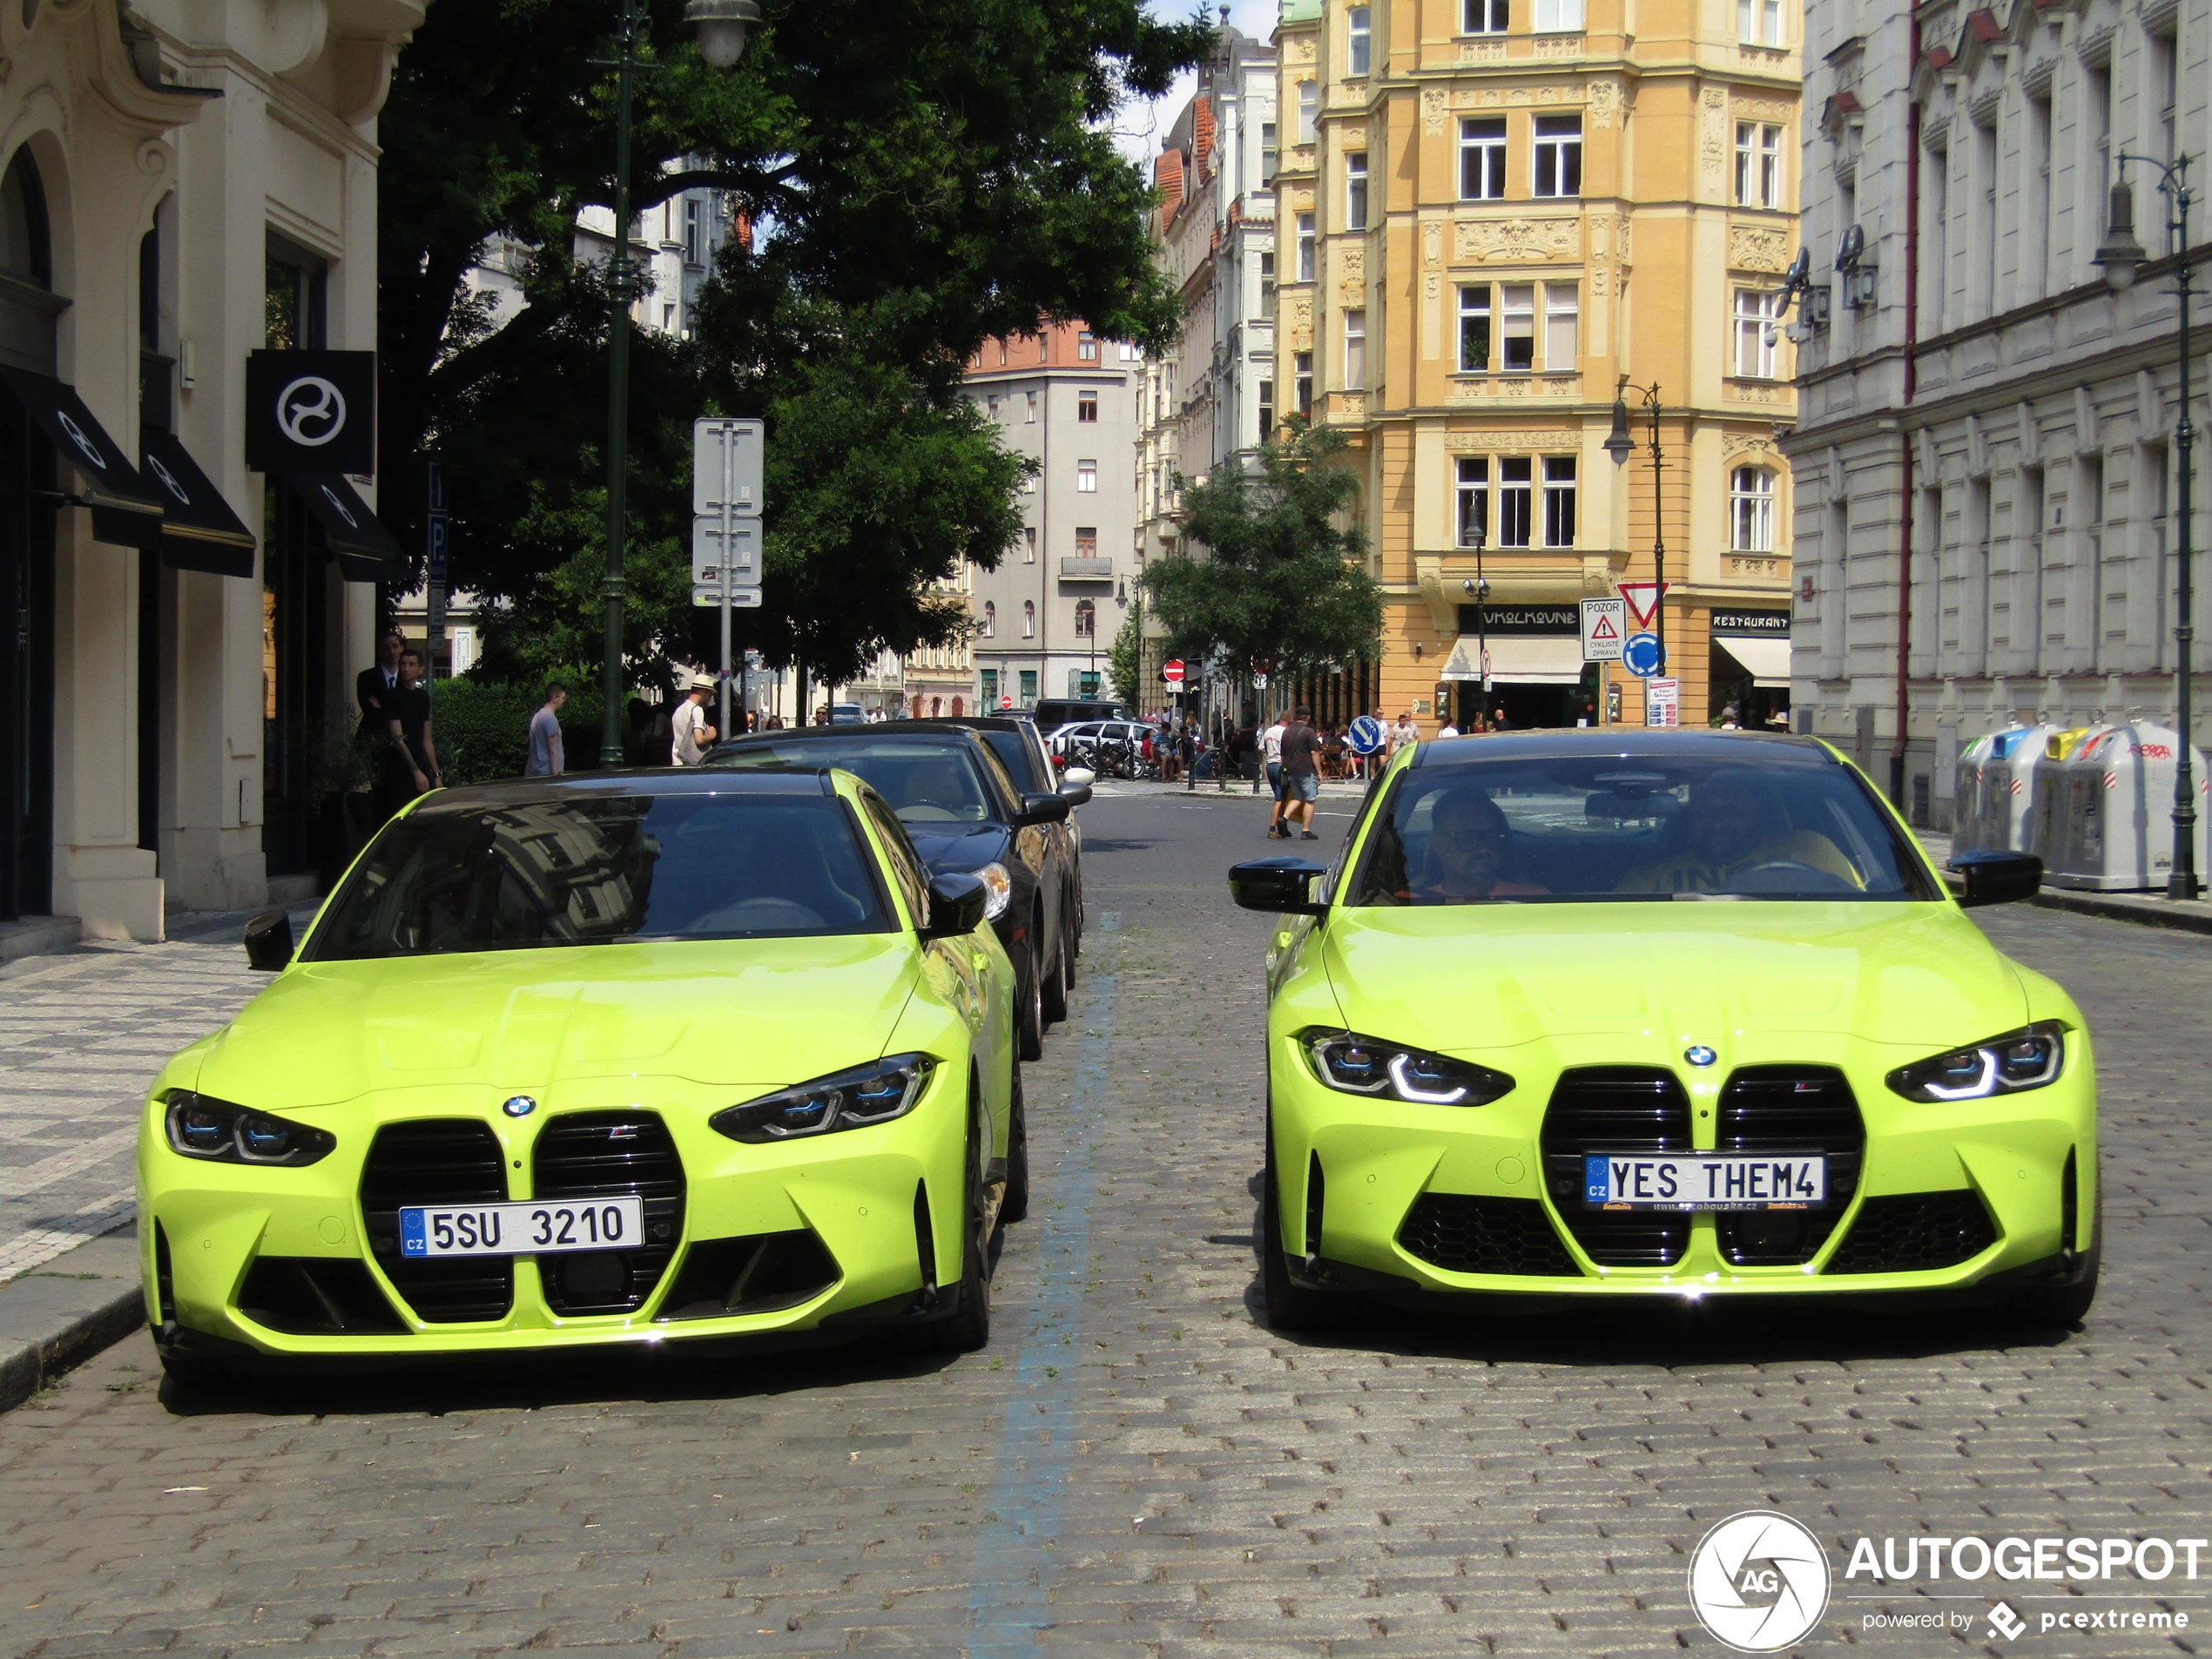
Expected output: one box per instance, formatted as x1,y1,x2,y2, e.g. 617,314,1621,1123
0,364,162,547
285,472,404,583
141,430,256,577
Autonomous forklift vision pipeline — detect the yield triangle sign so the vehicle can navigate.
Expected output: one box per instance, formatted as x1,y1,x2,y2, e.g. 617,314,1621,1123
1617,581,1668,631
1588,610,1620,642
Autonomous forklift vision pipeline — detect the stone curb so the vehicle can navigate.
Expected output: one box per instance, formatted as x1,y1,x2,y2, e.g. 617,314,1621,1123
0,1227,145,1414
2029,887,2212,935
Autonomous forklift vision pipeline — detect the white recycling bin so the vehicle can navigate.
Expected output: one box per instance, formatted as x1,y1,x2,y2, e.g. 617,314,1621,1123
1953,724,2057,855
2036,720,2210,891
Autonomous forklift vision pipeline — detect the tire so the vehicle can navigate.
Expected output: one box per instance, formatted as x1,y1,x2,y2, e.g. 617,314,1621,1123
1261,1134,1339,1333
2010,1258,2099,1327
1016,942,1044,1062
920,1102,993,1354
1061,906,1079,988
158,1347,237,1391
1039,908,1069,1027
1000,1065,1031,1225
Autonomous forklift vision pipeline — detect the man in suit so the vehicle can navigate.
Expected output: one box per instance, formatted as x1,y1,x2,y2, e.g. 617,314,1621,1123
356,630,405,738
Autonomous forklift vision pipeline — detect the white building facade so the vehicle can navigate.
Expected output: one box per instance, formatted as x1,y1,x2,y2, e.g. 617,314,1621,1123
1787,0,2209,827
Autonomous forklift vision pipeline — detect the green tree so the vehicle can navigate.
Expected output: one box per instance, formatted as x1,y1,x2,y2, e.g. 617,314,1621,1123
1106,610,1143,708
1141,419,1383,696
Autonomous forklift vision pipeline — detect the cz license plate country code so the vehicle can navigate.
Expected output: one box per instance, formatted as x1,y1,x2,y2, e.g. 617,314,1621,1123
1583,1154,1825,1211
398,1197,645,1258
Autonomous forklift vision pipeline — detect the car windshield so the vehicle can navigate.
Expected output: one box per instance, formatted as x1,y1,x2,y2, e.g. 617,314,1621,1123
1347,752,1940,904
974,730,1042,789
710,738,1001,825
307,794,891,959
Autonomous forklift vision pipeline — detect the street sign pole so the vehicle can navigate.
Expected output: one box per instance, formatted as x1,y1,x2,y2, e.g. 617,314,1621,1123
718,431,733,739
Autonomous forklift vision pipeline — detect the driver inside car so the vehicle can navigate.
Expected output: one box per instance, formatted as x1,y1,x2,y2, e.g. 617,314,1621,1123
1615,771,1863,895
1402,791,1549,901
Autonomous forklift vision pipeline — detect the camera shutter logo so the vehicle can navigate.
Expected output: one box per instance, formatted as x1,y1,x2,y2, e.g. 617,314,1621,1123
145,452,192,507
56,410,105,471
319,484,360,529
277,375,347,448
1688,1510,1831,1652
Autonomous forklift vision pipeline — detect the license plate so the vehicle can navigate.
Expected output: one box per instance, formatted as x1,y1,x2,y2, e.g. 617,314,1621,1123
398,1197,644,1258
1583,1154,1826,1211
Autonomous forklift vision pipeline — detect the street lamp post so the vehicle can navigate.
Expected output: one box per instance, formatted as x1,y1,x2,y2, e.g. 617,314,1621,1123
2094,152,2200,901
596,0,759,768
1605,378,1666,674
1464,524,1489,730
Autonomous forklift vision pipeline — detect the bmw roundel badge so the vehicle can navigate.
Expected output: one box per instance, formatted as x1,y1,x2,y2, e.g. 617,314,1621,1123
502,1095,537,1118
1683,1046,1717,1069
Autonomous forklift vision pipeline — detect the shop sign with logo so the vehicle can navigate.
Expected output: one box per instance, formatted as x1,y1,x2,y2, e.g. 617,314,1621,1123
1454,604,1578,635
246,350,377,475
1710,609,1792,637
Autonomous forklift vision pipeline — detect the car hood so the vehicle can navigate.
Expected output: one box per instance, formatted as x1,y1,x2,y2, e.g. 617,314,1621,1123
189,934,919,1111
903,822,1013,873
1318,902,2028,1056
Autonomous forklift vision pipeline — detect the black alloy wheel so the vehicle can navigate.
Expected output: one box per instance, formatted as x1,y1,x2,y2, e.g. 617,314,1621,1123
919,1098,993,1354
1001,1065,1031,1224
1261,1130,1339,1333
1040,905,1069,1028
1016,941,1044,1061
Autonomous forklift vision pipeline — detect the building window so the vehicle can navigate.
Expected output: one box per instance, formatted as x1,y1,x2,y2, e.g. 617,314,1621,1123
1345,152,1369,231
1120,341,1141,362
1733,287,1778,377
1544,283,1579,368
1022,470,1038,494
682,197,703,265
1261,122,1278,185
1075,526,1098,558
1498,457,1534,546
1018,668,1037,706
1000,341,1009,364
1533,116,1582,197
1295,350,1314,414
1022,601,1036,639
987,395,1001,421
1542,456,1577,546
1737,0,1782,44
1078,331,1099,361
981,667,998,705
1343,308,1367,391
1455,456,1490,546
1026,390,1038,422
1023,527,1037,563
1735,123,1782,207
1347,5,1371,76
1460,118,1507,200
1731,467,1776,551
1458,285,1492,371
1532,0,1583,29
1076,460,1098,492
1077,390,1098,422
981,602,996,637
1258,379,1275,442
1297,213,1317,280
1463,0,1508,34
1297,80,1318,145
1259,251,1276,320
1074,599,1096,638
1501,283,1535,370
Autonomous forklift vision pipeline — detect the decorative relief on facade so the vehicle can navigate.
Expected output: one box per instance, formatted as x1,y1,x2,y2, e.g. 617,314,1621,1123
1590,265,1608,296
1734,98,1793,121
1443,430,1579,451
1457,40,1507,62
1292,38,1315,62
1727,556,1787,579
1728,226,1790,272
1422,219,1443,266
1421,86,1447,136
1344,125,1366,146
1292,187,1314,212
1586,78,1619,128
1338,394,1366,420
1725,381,1781,404
1615,215,1632,264
1700,87,1728,185
1424,270,1442,300
1288,295,1313,331
1723,434,1778,461
1453,217,1580,263
1533,33,1584,57
1737,46,1787,71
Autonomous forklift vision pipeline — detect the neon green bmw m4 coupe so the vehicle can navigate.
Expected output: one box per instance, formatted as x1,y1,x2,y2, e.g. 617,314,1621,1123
1230,732,2098,1332
138,768,1026,1384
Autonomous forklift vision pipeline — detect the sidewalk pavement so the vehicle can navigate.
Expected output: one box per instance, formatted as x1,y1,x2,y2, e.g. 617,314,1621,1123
0,1226,143,1413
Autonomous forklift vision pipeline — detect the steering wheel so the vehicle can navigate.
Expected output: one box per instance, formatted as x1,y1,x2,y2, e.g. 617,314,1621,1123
1726,859,1857,895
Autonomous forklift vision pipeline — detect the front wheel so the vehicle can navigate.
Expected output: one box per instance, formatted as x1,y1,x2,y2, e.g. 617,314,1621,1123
918,1102,993,1354
1261,1135,1339,1334
1015,942,1044,1062
1000,1065,1030,1225
1039,911,1069,1028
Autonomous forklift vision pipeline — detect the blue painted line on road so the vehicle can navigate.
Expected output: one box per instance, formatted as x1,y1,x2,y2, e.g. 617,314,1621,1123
966,912,1118,1655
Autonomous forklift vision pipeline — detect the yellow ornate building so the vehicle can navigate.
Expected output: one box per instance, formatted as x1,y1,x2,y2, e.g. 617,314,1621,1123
1274,0,1800,731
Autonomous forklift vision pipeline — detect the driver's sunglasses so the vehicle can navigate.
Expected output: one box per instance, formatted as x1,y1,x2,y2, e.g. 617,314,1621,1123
1433,823,1504,846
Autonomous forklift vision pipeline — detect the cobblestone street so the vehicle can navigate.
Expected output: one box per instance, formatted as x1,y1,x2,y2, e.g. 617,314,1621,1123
2,791,2208,1658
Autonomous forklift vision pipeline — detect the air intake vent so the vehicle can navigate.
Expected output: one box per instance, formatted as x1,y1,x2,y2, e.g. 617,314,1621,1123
532,1110,685,1315
361,1119,513,1324
1540,1067,1692,1267
1714,1066,1865,1266
1398,1195,1580,1277
1826,1191,1999,1275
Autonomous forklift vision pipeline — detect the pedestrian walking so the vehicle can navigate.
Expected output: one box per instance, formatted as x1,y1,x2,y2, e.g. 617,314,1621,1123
527,683,568,777
1279,705,1324,840
1437,716,1462,738
375,647,441,819
671,674,720,765
1262,711,1289,836
1390,709,1419,756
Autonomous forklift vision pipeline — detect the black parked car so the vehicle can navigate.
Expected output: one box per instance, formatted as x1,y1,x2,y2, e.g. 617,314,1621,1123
943,715,1089,954
705,723,1082,1060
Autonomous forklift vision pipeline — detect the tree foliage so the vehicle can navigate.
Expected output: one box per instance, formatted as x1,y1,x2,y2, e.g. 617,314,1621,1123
377,0,1211,693
1141,420,1384,686
1106,611,1143,709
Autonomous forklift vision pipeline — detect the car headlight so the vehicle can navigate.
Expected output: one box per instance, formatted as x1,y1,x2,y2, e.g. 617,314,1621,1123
975,862,1013,921
710,1055,936,1143
1298,1028,1514,1107
161,1090,336,1166
1885,1021,2067,1103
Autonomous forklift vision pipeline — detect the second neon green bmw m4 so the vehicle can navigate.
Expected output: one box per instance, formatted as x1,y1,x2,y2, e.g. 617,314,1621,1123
138,768,1022,1385
1230,732,2097,1332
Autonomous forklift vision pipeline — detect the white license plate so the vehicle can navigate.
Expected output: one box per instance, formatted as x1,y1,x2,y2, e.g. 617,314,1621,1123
398,1197,644,1258
1583,1154,1826,1211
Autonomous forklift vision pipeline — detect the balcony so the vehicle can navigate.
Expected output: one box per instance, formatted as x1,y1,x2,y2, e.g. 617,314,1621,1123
1060,556,1114,582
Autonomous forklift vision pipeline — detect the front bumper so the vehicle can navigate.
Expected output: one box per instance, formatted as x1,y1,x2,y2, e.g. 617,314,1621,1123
1268,1028,2099,1304
138,1066,975,1366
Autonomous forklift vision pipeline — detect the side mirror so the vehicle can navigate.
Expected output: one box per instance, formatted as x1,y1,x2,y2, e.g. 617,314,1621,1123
1058,781,1095,806
1229,857,1330,915
243,907,295,971
919,872,990,941
1015,792,1072,826
1062,765,1096,789
1948,849,2043,908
